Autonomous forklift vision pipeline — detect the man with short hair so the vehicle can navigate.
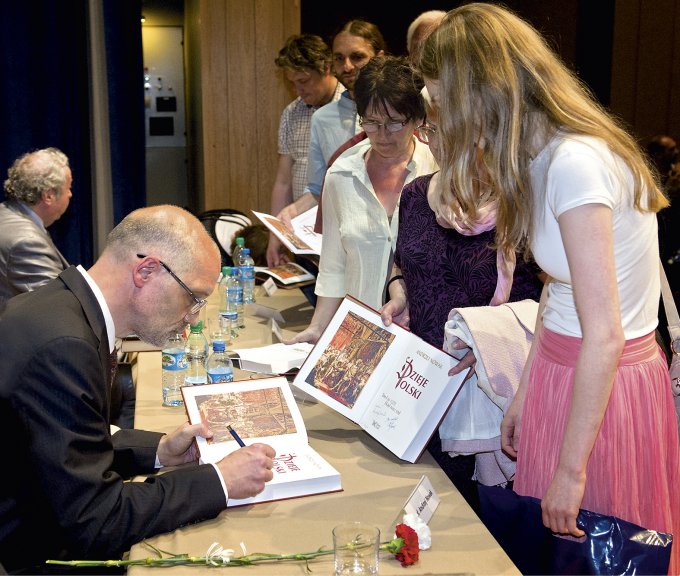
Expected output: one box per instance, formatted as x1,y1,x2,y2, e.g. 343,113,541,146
0,205,275,572
266,33,343,267
0,147,72,313
266,21,386,265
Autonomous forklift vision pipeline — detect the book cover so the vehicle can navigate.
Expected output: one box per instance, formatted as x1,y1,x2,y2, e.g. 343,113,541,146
232,342,313,375
252,207,321,256
255,262,315,286
292,296,466,463
182,377,341,506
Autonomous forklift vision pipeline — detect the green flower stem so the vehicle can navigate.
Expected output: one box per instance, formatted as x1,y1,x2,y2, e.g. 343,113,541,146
46,538,406,569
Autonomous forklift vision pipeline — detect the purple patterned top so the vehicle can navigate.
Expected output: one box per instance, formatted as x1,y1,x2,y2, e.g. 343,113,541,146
395,174,543,348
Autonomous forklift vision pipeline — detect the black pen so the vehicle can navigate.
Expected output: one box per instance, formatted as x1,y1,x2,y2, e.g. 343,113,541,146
227,424,246,447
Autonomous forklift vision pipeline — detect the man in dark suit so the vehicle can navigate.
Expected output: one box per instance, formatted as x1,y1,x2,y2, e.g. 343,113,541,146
0,205,275,573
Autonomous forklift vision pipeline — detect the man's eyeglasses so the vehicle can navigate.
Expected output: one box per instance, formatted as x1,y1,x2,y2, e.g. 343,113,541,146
415,123,437,144
137,254,206,315
359,118,410,134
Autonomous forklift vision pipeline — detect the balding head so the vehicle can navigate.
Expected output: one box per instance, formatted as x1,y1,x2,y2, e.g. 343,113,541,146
90,205,221,345
407,10,446,65
103,205,219,274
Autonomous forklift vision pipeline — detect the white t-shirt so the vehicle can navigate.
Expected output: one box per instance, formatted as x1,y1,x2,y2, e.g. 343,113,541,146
315,137,439,309
529,132,659,338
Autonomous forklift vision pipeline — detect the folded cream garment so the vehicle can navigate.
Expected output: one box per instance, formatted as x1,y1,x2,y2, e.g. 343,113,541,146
438,299,538,486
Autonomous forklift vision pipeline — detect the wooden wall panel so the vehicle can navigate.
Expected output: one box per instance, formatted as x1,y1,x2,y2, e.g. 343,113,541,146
198,0,299,215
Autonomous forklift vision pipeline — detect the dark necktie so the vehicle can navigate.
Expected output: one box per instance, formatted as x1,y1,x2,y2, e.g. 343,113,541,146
109,349,119,387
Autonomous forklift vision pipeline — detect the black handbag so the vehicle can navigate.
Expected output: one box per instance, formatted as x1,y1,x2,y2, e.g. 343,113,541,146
478,485,673,575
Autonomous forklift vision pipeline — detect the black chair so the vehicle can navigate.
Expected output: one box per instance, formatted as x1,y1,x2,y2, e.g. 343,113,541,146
110,361,135,429
197,209,251,267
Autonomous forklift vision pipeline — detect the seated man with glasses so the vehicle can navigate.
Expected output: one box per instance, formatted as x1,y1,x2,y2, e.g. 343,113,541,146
0,205,275,573
286,55,438,346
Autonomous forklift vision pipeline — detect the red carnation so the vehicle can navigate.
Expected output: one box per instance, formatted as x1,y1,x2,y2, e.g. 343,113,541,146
394,523,419,566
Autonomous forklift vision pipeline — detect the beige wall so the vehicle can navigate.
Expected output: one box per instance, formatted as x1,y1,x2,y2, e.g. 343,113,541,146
188,0,300,216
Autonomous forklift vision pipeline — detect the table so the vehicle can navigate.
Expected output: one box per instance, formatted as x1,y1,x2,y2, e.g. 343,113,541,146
128,286,519,575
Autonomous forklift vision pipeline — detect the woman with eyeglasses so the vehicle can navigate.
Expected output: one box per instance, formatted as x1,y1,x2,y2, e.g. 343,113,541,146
287,55,438,345
379,90,543,511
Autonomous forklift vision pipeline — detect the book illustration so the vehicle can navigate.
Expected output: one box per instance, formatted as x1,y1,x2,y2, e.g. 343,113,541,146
255,262,315,285
260,214,313,251
196,387,297,445
252,208,321,255
304,311,395,408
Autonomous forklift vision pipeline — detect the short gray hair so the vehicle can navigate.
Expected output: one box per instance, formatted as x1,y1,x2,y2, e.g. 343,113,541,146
105,205,217,274
3,147,70,205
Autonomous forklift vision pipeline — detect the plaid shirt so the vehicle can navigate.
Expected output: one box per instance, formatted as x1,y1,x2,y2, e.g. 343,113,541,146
278,82,343,200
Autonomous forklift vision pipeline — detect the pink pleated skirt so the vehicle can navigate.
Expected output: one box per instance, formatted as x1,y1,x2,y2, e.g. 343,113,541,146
514,328,680,575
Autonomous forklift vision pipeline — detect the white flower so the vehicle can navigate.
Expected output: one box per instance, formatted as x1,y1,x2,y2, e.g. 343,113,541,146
402,513,432,550
205,542,235,565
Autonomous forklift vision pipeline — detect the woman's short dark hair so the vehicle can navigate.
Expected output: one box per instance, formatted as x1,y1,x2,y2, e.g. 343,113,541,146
354,55,425,122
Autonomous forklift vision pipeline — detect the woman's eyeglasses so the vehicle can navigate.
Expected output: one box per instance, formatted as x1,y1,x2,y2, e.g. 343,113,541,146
415,123,437,144
359,118,410,134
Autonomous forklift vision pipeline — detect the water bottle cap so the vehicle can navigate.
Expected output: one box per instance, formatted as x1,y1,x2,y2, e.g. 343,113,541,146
212,339,226,352
221,266,229,275
190,320,203,332
242,248,250,255
236,237,245,246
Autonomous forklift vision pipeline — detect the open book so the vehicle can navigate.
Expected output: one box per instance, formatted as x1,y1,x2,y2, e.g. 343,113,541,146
292,296,465,463
182,376,341,506
232,342,313,375
252,207,321,256
255,262,315,287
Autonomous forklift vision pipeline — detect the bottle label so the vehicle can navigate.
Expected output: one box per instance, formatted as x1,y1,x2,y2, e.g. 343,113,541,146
208,369,233,383
227,286,243,303
162,350,187,371
241,265,255,280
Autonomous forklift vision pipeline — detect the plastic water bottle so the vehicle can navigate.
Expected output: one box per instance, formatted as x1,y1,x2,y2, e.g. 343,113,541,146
239,247,256,305
232,237,245,281
211,266,232,344
185,320,209,386
161,332,187,406
206,339,234,383
219,310,238,343
225,267,244,329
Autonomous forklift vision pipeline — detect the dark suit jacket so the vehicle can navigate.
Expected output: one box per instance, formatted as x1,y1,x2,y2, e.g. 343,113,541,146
0,267,225,572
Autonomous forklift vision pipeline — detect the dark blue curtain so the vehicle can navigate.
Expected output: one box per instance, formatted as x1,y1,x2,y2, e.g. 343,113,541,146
103,0,146,226
0,0,145,268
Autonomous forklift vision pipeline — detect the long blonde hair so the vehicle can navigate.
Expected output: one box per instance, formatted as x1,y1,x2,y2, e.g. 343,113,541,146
419,3,667,255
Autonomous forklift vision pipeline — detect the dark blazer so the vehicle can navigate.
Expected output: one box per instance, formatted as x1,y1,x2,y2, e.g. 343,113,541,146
0,267,225,572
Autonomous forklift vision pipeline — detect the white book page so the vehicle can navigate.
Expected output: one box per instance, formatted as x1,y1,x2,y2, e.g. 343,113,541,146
293,297,463,462
229,443,342,506
182,377,308,464
290,206,322,254
234,342,313,374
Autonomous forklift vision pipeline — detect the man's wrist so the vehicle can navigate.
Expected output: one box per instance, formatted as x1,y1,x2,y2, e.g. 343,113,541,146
210,463,229,506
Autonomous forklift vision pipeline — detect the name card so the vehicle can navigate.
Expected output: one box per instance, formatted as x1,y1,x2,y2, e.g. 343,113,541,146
262,277,277,296
402,475,440,524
